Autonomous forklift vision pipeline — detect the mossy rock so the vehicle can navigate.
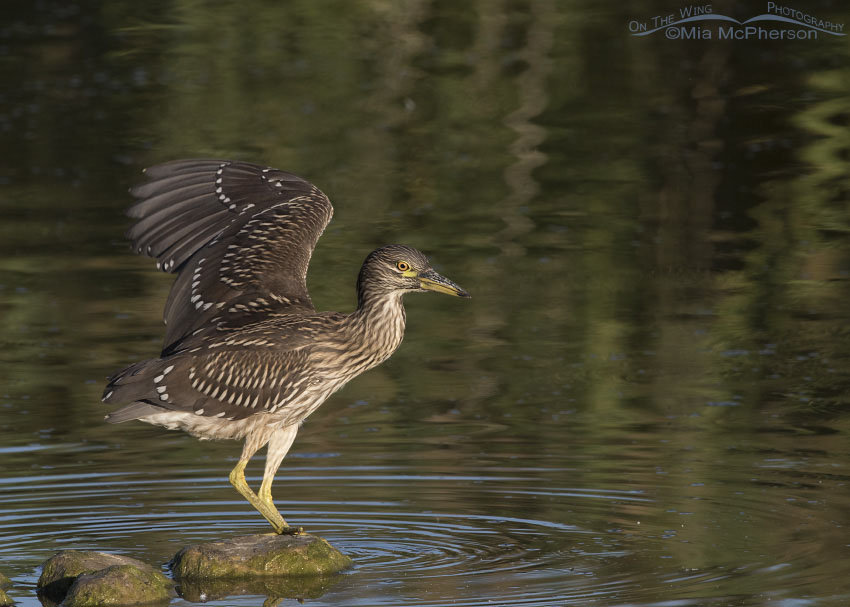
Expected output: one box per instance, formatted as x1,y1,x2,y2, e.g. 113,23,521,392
39,551,148,596
0,573,10,590
64,565,172,607
38,551,172,606
170,534,352,580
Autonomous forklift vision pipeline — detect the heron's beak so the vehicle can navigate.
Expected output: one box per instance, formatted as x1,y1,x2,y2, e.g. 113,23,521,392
418,269,471,298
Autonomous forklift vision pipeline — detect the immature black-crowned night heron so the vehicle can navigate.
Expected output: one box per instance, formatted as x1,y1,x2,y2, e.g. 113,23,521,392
102,159,469,534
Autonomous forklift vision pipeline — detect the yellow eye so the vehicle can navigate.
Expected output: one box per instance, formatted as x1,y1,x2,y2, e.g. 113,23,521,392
397,260,411,272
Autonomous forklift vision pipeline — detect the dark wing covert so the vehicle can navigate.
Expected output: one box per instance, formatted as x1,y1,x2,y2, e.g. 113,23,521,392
125,159,333,349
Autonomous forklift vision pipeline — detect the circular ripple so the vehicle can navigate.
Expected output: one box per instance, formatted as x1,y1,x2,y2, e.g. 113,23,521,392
0,467,624,607
3,456,835,607
329,512,579,575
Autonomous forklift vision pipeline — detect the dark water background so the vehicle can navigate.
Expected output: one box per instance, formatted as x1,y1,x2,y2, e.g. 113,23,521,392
2,1,850,605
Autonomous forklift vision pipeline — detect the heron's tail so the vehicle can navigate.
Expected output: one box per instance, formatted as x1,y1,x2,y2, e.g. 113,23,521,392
104,402,163,424
102,359,170,422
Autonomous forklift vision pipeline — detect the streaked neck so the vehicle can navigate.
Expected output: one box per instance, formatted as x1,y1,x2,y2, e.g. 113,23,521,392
350,288,407,357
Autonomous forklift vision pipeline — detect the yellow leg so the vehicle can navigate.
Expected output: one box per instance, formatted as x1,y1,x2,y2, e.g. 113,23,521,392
229,459,294,534
257,477,274,510
229,425,301,535
257,476,302,535
259,425,302,534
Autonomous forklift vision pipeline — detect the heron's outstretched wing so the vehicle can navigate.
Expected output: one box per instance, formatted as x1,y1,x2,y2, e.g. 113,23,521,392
125,159,333,348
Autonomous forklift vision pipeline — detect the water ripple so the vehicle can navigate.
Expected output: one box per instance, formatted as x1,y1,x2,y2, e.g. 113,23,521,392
1,453,846,607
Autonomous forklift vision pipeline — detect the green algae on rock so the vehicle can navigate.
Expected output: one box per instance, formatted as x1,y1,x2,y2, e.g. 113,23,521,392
38,551,173,606
64,565,172,607
171,534,352,580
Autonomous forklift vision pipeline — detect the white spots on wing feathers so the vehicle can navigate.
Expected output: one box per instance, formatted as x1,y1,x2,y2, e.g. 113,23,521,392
225,301,277,316
189,257,217,311
216,164,231,206
215,192,329,291
118,161,341,429
130,161,333,303
152,347,324,422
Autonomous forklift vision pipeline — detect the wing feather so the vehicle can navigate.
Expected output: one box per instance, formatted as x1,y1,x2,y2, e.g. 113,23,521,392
127,192,213,246
125,159,334,349
102,347,318,424
142,158,228,179
129,171,216,202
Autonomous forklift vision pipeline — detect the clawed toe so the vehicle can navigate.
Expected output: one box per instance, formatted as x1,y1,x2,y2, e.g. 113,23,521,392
277,525,305,536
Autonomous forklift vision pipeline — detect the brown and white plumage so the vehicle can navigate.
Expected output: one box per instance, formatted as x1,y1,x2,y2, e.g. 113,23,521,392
103,159,469,533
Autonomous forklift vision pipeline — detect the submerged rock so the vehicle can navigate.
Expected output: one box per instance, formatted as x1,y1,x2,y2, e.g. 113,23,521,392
38,551,172,606
170,534,352,580
0,573,10,589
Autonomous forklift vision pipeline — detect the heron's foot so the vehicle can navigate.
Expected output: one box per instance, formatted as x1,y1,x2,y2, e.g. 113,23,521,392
275,524,306,536
260,506,292,534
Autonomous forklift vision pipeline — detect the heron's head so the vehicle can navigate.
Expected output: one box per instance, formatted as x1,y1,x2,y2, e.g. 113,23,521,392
357,244,470,302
